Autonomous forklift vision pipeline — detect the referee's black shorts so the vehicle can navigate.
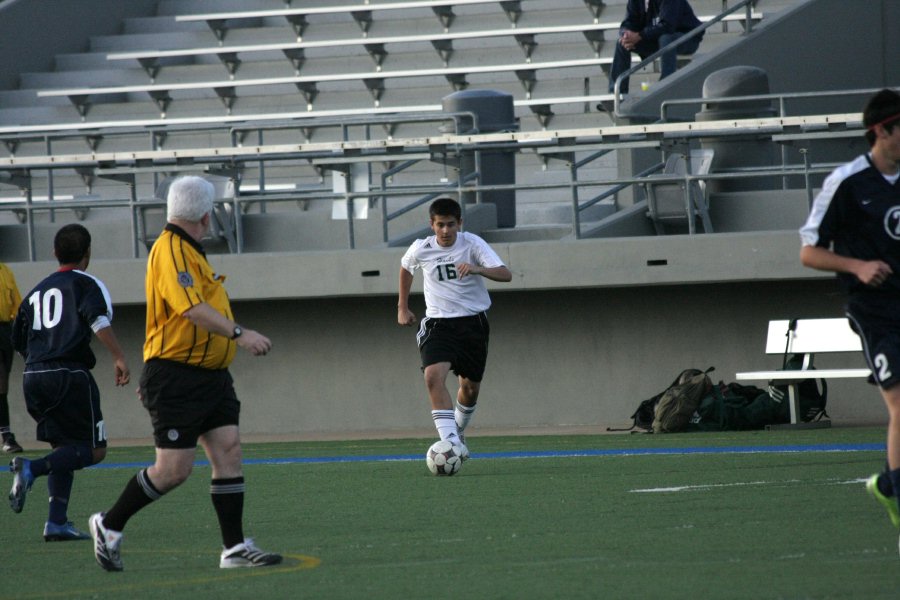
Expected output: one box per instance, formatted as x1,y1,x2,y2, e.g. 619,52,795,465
416,312,490,382
140,359,240,449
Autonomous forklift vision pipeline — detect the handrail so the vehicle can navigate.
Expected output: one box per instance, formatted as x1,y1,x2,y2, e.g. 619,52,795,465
659,86,884,122
0,108,867,260
612,0,758,115
0,155,850,259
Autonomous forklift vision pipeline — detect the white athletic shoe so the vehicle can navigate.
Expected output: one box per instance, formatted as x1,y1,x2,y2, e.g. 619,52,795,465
450,432,469,462
89,513,124,572
220,538,283,569
456,434,470,462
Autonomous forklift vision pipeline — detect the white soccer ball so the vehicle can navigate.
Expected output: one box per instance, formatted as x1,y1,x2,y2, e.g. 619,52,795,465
425,440,462,476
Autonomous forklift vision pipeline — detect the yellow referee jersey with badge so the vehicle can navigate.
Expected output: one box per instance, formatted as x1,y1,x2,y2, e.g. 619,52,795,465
0,262,21,322
143,225,236,369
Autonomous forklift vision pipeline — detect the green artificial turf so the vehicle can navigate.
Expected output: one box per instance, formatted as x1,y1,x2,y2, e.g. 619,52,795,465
2,427,899,599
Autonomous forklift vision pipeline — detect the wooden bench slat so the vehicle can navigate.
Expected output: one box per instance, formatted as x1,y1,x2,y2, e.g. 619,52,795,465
736,368,871,381
763,318,862,354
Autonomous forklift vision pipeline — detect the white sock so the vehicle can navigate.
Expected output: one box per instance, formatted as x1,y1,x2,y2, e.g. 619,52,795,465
455,402,476,434
431,409,459,442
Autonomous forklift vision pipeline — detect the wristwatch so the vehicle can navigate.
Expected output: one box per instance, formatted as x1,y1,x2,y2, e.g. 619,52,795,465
231,325,243,340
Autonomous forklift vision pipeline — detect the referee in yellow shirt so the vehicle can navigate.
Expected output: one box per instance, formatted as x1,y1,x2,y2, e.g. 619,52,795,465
89,176,282,572
0,261,22,453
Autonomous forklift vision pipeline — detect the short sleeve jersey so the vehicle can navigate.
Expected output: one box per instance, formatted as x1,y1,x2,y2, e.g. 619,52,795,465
0,262,21,322
799,153,900,298
143,224,236,369
11,268,113,368
401,231,506,318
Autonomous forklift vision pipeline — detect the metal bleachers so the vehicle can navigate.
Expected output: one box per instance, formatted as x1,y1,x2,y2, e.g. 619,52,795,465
0,0,794,263
1,0,762,132
174,0,534,42
37,57,614,118
107,13,760,82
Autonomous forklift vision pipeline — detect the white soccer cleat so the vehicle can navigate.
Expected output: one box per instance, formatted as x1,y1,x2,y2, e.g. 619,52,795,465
220,538,283,569
89,513,124,572
456,432,469,461
455,441,470,462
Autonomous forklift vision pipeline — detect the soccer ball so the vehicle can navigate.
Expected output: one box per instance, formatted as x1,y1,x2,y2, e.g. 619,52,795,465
425,440,462,476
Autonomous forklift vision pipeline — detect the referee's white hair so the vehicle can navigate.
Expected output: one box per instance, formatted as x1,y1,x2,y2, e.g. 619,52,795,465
167,176,214,222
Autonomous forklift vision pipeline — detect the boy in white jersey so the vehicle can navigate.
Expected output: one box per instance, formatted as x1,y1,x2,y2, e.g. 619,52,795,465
398,198,512,457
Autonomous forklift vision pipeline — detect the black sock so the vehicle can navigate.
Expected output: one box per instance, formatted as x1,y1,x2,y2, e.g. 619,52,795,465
104,469,164,532
888,467,900,504
211,477,245,549
0,392,10,432
878,470,894,497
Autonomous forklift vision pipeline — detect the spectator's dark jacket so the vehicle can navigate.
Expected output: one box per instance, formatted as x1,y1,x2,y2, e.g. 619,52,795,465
621,0,704,42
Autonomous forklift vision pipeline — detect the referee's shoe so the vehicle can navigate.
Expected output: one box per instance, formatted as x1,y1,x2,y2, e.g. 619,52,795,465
89,513,124,571
220,539,283,568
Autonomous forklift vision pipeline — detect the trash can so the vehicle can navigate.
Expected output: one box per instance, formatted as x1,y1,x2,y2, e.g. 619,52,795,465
695,66,777,192
442,89,518,228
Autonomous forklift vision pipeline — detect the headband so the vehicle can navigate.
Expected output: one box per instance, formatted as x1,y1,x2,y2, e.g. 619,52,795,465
867,111,900,131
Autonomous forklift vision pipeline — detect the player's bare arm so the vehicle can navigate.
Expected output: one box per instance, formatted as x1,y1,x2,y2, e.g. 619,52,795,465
455,263,512,282
182,302,272,356
94,326,131,386
397,267,417,326
800,244,893,286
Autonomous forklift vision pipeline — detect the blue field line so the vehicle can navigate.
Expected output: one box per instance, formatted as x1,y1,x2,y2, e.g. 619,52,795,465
89,442,884,470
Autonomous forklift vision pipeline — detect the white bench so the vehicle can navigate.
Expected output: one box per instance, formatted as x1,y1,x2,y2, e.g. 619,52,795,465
735,318,870,425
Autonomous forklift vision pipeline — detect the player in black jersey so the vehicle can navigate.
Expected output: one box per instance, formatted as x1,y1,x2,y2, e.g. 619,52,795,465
8,224,130,541
799,89,900,552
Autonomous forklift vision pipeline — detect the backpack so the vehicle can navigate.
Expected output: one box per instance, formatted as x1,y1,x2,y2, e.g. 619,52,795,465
607,367,714,433
652,368,715,433
688,381,789,431
767,353,829,422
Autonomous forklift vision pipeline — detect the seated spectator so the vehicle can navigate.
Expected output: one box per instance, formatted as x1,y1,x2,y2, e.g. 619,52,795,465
607,0,704,96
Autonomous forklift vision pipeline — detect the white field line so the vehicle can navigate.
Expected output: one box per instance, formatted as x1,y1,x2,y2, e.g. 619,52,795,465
631,477,866,493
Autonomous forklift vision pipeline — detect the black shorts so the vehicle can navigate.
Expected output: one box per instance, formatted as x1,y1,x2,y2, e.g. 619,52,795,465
23,361,106,448
846,295,900,390
417,312,490,382
140,359,240,449
0,322,13,374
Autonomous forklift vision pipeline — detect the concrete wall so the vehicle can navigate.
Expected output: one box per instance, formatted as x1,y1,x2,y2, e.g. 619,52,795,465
4,231,886,446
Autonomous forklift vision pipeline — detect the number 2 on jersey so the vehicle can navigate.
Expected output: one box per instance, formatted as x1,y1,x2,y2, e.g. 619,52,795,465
874,353,893,382
28,288,64,330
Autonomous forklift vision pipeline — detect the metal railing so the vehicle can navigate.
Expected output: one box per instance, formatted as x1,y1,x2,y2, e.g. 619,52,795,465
0,105,868,260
